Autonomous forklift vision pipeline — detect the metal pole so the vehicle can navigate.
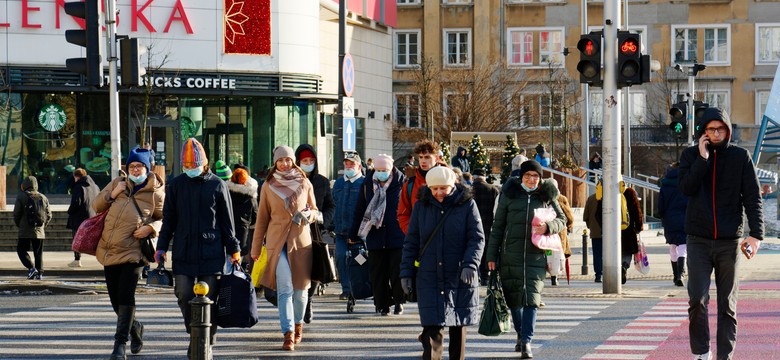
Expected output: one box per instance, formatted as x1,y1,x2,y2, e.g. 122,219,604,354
622,0,630,178
602,0,622,294
687,73,695,145
104,0,121,178
337,0,346,148
581,229,590,275
189,282,213,360
581,0,590,184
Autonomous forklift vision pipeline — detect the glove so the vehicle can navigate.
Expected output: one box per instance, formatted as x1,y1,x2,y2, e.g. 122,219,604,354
292,210,312,225
460,268,477,285
400,278,413,295
155,250,167,264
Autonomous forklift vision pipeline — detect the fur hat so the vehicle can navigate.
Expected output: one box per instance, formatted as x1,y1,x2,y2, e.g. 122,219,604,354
181,138,207,169
273,146,295,164
215,160,232,180
519,160,543,178
127,147,153,171
425,166,457,187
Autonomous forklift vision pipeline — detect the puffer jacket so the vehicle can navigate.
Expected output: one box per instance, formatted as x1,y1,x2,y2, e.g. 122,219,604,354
486,178,566,308
400,184,484,327
93,174,165,266
13,176,52,239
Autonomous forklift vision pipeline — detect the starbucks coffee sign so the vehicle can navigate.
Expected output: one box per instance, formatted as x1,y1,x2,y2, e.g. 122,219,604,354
38,104,67,132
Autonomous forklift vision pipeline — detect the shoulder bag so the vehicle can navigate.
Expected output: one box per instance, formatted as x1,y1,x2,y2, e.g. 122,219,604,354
216,266,260,328
478,271,512,336
72,211,109,256
130,196,156,263
311,222,338,284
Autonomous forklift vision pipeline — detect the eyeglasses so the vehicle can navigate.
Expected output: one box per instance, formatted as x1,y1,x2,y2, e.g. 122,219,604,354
128,164,145,170
705,126,728,135
344,152,359,159
523,173,540,180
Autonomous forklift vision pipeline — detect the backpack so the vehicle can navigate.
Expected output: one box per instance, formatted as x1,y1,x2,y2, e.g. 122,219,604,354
25,192,47,227
595,180,630,231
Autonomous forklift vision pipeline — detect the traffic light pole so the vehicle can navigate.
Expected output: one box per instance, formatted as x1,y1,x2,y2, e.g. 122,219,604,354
687,73,695,145
103,0,121,178
581,0,590,180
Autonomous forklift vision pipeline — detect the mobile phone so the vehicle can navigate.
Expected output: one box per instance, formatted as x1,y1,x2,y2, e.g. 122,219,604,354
741,242,753,259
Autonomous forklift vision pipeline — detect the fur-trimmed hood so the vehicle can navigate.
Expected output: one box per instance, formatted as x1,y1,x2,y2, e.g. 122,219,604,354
227,177,259,197
500,177,559,203
417,183,474,207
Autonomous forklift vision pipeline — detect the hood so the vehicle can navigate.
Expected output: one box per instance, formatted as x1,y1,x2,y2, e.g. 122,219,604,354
456,146,467,156
295,144,320,176
661,167,680,187
500,177,559,203
695,107,732,148
418,183,473,207
227,178,259,197
21,176,38,192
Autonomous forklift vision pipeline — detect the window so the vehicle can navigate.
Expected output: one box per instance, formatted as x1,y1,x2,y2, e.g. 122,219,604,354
588,92,647,126
443,0,472,4
395,30,421,68
512,93,563,128
394,93,421,128
672,25,730,65
757,24,780,64
507,27,565,67
443,92,470,127
443,29,472,67
757,90,771,125
397,0,421,4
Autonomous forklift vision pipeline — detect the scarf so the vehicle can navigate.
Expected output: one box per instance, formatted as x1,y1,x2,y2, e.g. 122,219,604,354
358,176,392,238
267,168,305,213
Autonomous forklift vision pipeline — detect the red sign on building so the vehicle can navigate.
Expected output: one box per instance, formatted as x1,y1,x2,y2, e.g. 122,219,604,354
223,0,271,55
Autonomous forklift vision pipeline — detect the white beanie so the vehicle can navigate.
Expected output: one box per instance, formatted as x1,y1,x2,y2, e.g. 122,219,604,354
425,166,457,187
374,154,394,169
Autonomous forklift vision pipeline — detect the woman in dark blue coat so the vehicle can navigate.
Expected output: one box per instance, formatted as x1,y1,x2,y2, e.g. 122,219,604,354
657,162,689,286
400,166,484,360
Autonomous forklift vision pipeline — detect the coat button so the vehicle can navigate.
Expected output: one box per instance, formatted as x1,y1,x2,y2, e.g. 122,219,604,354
438,262,442,266
440,210,444,214
440,291,444,295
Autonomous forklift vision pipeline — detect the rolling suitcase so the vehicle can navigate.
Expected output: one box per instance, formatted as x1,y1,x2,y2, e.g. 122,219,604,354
346,241,372,312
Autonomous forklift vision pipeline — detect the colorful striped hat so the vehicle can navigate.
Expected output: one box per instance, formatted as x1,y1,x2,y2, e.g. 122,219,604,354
181,138,208,169
215,160,232,180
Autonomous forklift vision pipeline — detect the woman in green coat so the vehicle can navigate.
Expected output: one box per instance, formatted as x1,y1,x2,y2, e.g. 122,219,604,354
486,160,566,359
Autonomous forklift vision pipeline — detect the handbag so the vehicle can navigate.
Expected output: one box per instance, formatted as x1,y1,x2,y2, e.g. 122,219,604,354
478,271,512,336
310,223,338,284
406,208,452,303
146,263,174,287
72,211,108,256
131,196,156,263
216,266,260,328
634,233,650,274
250,245,267,288
531,207,564,252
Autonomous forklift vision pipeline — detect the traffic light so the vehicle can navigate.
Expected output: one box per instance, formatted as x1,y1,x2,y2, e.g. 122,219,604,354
669,102,687,136
64,0,104,87
617,31,641,86
120,38,147,87
577,32,602,86
693,101,709,124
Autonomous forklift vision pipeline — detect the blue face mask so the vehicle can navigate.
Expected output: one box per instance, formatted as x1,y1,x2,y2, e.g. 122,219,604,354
184,167,203,178
521,183,538,192
128,173,147,184
374,171,390,182
300,164,315,173
344,168,358,178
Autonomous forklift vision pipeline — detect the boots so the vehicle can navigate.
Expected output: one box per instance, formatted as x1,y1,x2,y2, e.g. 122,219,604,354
283,331,295,351
294,323,303,344
110,305,135,360
671,261,680,285
520,341,534,359
304,298,313,324
550,276,558,286
621,267,627,285
675,257,686,287
130,320,144,354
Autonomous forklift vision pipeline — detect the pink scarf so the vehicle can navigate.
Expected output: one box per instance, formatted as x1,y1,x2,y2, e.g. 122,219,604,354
267,168,305,213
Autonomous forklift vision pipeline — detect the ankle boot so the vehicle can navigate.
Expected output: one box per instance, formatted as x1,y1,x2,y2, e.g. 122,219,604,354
110,305,134,360
130,320,143,354
294,323,303,344
676,257,686,287
671,261,680,285
520,341,534,359
550,276,558,286
304,298,313,324
283,331,295,351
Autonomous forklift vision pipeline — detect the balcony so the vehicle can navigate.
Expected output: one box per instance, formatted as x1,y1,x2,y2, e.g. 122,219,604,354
588,125,744,145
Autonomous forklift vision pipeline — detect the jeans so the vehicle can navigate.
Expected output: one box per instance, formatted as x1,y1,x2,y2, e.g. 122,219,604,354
510,306,538,343
335,235,350,293
17,238,43,273
591,238,603,276
276,246,307,334
687,236,739,359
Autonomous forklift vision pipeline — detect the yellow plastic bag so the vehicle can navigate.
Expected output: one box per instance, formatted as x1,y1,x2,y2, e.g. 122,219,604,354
250,246,267,288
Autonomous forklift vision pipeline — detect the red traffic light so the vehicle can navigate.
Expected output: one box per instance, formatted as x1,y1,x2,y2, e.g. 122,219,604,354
620,38,638,56
578,39,598,57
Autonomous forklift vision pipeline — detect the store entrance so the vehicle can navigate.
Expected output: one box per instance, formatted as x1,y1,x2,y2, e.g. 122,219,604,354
129,118,182,181
203,123,247,168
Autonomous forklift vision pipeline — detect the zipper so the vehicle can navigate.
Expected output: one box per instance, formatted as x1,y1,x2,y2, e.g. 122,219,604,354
711,149,718,239
103,194,132,264
522,194,531,303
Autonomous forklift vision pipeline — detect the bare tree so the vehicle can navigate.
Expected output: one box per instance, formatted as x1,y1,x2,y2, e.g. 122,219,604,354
133,40,172,146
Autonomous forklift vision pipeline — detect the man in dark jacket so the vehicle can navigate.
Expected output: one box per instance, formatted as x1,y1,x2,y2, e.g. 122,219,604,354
451,146,470,173
657,163,688,287
295,144,336,324
331,151,364,299
471,168,500,284
14,176,52,280
678,107,763,360
66,168,100,267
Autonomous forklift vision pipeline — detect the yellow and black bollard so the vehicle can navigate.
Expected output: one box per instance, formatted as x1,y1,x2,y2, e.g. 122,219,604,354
581,229,590,275
190,281,213,360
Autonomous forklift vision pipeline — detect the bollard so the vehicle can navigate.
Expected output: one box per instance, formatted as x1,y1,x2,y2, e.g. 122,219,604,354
190,281,213,360
581,229,590,275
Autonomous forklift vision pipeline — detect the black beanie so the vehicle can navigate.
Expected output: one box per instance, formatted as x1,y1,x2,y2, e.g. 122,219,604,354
519,160,543,178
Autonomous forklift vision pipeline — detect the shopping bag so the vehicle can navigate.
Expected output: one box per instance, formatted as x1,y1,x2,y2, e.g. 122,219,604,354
310,224,338,284
71,211,108,256
634,234,650,274
250,246,267,288
478,271,512,336
531,207,563,252
146,263,173,287
216,266,260,328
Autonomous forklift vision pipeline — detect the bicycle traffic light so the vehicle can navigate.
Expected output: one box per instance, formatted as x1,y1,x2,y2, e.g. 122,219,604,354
64,0,104,87
617,31,641,86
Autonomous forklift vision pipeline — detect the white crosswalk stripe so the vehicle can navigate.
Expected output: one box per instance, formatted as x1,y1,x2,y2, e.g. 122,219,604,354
0,294,616,359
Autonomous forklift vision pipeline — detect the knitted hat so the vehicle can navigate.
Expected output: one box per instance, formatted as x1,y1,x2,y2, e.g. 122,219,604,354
373,154,393,169
425,166,457,187
215,160,232,180
127,147,153,171
511,154,528,171
272,146,295,164
181,138,207,169
519,160,543,178
298,149,315,161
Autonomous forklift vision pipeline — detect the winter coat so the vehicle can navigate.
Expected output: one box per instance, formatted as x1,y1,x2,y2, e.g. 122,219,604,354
400,184,484,327
471,177,500,242
451,146,471,173
349,168,406,250
332,173,364,237
678,108,763,240
486,178,566,308
657,167,688,245
558,195,574,257
156,171,241,277
621,187,643,256
13,176,52,239
228,179,258,254
67,175,100,230
295,144,335,231
93,174,165,266
397,168,428,234
583,194,602,239
251,172,317,291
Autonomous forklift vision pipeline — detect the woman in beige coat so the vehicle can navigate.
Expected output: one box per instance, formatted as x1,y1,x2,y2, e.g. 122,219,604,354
251,145,317,351
93,148,164,360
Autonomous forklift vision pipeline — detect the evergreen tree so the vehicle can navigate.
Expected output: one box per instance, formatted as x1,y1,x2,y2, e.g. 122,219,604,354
468,134,490,175
501,135,520,183
439,141,451,164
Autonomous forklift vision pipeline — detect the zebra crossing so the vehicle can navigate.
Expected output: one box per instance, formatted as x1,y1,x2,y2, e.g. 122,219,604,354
0,293,616,359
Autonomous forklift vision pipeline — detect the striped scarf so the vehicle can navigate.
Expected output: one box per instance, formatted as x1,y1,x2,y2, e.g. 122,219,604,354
357,175,392,239
267,168,305,213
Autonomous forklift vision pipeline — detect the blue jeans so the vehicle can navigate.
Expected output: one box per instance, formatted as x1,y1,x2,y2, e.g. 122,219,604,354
510,306,538,343
335,235,351,293
276,246,307,334
592,238,603,276
687,236,739,359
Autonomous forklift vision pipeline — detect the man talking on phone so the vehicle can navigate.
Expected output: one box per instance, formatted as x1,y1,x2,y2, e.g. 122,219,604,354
678,107,763,360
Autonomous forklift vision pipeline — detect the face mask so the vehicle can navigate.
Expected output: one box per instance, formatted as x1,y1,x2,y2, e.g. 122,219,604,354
521,183,538,192
374,171,390,182
344,168,358,178
128,173,147,184
184,167,203,178
300,164,315,173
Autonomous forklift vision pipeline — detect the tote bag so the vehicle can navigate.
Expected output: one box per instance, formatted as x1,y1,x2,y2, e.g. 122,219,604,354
72,211,109,256
478,271,512,336
216,266,260,328
310,224,338,284
250,246,267,288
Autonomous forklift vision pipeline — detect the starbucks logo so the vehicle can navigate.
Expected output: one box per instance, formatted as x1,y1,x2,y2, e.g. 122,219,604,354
38,104,67,132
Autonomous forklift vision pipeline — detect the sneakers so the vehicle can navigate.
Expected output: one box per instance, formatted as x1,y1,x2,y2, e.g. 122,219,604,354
68,260,82,268
693,351,712,360
26,268,38,280
34,273,43,280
